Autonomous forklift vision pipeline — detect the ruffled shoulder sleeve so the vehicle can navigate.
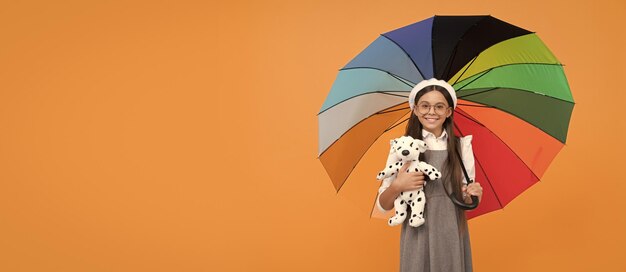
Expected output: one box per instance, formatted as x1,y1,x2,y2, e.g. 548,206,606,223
459,135,476,184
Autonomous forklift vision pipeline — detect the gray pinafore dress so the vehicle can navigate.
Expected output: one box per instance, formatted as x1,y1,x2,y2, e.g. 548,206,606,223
399,149,473,272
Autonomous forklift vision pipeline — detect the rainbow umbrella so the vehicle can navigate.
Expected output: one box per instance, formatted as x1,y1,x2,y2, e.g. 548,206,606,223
317,15,574,219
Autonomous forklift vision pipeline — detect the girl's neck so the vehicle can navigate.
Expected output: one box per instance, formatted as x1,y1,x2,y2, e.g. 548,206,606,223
424,127,444,138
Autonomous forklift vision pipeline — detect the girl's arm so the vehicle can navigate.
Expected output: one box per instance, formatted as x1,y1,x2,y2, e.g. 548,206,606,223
378,183,401,211
377,162,423,212
461,135,483,204
460,135,475,185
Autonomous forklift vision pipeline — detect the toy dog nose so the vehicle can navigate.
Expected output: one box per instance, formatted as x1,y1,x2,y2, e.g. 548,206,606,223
402,150,410,156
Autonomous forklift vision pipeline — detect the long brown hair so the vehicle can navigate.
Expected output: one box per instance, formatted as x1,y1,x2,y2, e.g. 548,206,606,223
405,85,464,202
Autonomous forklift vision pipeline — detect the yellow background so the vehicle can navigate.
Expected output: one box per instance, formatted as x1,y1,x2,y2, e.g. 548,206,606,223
1,0,625,271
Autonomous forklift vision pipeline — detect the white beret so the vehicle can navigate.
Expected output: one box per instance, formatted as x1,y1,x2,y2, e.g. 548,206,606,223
408,78,457,110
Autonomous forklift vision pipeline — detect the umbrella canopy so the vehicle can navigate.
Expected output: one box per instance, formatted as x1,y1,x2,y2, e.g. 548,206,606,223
317,15,574,219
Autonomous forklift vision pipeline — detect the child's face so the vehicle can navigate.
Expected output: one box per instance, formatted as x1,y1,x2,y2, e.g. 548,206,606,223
413,91,452,134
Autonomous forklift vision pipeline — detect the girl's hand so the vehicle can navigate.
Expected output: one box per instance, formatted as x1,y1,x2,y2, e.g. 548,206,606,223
462,182,483,203
390,162,426,192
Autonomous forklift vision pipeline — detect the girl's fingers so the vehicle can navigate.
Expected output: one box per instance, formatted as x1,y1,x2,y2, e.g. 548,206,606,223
466,183,483,196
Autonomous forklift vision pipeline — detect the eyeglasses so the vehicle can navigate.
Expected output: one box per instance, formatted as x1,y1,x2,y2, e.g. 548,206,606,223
416,102,450,115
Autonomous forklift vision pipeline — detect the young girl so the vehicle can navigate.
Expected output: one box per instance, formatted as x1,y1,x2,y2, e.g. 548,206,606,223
376,78,483,272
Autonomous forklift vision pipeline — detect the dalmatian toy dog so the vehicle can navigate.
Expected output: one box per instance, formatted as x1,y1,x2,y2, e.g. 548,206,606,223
376,136,442,227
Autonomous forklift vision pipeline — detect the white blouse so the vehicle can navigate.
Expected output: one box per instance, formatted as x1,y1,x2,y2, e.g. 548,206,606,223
376,129,476,213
